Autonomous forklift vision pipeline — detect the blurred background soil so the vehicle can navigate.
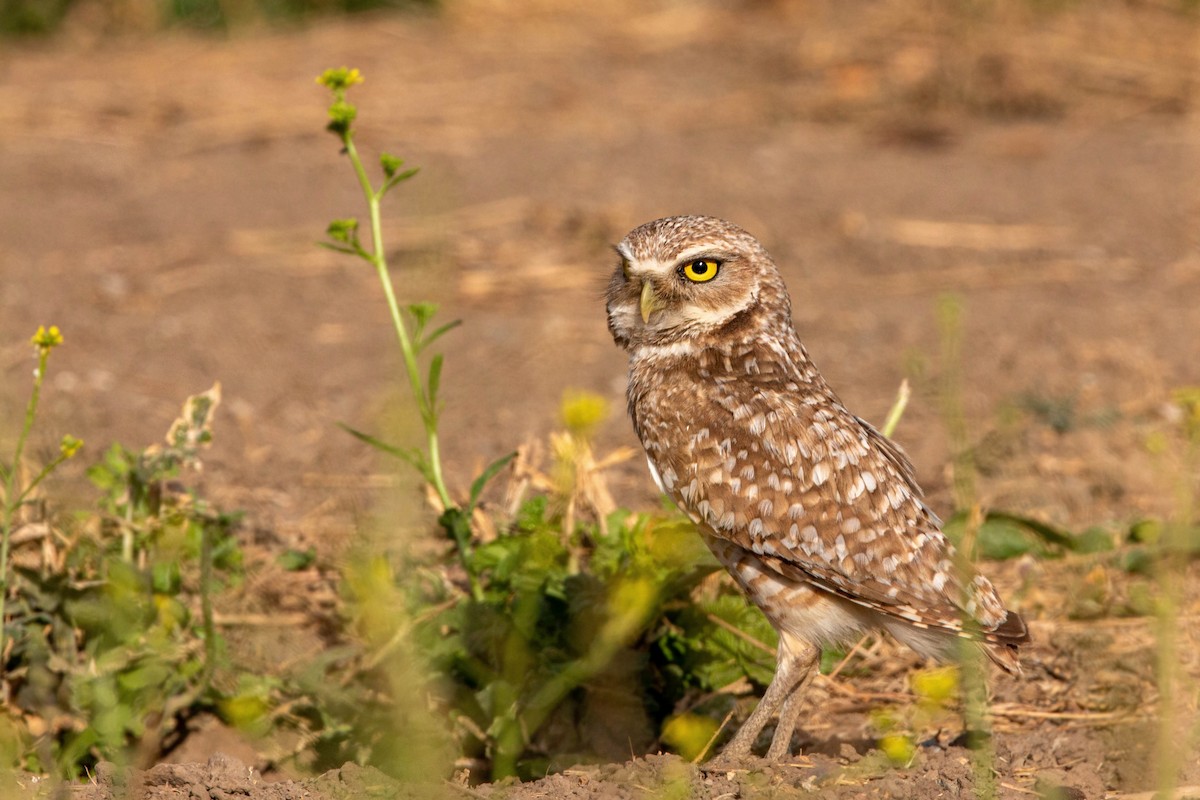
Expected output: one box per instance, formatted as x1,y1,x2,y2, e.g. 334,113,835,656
1,0,1198,796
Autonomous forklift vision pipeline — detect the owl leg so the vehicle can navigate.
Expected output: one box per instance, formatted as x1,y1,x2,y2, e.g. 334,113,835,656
718,635,818,760
765,639,820,760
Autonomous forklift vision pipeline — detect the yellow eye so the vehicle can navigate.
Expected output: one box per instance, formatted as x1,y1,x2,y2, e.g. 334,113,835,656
621,258,632,279
681,259,720,283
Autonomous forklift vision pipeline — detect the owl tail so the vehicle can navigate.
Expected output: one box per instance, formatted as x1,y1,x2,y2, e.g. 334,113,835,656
982,610,1031,676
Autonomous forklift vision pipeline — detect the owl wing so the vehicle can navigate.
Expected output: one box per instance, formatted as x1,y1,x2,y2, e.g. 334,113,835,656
647,373,1017,641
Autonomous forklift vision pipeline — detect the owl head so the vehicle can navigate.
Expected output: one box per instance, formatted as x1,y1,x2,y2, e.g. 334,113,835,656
606,215,792,350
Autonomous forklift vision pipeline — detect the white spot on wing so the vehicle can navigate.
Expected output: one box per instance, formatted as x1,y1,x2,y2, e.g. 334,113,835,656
646,457,668,494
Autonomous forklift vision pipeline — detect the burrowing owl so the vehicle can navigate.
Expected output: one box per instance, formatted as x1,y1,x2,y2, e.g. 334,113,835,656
606,216,1029,760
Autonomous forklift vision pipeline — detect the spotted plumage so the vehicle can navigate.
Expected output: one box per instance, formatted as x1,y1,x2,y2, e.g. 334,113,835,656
606,215,1029,760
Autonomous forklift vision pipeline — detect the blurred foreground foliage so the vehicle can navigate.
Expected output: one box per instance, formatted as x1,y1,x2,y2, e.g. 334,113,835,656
1,381,239,777
287,391,781,781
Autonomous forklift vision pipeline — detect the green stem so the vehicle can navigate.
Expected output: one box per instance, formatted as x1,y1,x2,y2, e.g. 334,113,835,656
937,294,975,511
0,348,49,678
961,639,996,800
936,295,995,799
199,521,217,692
17,453,70,506
340,132,453,512
1155,434,1196,795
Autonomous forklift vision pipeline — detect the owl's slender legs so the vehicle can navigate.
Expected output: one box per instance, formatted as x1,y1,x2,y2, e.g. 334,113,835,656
765,638,820,760
716,635,820,761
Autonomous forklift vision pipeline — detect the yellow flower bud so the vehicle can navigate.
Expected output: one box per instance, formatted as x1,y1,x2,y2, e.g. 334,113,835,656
30,325,64,350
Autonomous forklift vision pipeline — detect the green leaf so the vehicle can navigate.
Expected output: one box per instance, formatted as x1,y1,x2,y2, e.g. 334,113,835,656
409,302,438,329
379,153,419,188
438,506,473,556
420,319,462,351
278,548,317,571
151,561,181,595
318,241,360,256
1119,547,1154,575
337,423,426,475
468,451,518,512
427,354,444,407
383,167,420,193
944,513,1037,560
1128,519,1162,544
985,511,1074,549
325,218,359,244
944,510,1077,560
978,519,1038,560
676,591,778,690
515,495,549,533
1073,526,1115,554
380,152,404,178
118,660,172,692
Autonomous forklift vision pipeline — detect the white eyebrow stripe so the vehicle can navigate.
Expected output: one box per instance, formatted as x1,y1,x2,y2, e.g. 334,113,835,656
626,258,673,278
675,245,730,264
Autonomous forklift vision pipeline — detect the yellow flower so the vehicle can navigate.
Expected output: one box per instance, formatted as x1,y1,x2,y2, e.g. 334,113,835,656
30,325,63,350
60,435,84,459
879,732,916,765
560,390,608,439
316,67,364,91
911,665,959,705
661,713,718,762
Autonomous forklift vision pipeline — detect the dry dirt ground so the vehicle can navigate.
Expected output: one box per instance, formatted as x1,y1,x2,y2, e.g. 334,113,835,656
2,0,1200,797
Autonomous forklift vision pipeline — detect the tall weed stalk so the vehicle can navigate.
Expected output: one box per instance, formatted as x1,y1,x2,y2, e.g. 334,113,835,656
316,68,513,602
936,294,995,800
1153,389,1200,795
0,326,82,687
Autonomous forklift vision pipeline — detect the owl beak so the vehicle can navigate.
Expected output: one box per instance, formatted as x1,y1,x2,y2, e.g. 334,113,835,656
639,281,661,324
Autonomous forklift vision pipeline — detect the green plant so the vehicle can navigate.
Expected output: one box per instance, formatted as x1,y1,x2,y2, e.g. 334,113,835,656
0,381,241,776
316,67,515,600
85,384,237,695
281,386,779,780
1147,387,1200,795
0,326,83,681
934,294,995,799
317,67,451,506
